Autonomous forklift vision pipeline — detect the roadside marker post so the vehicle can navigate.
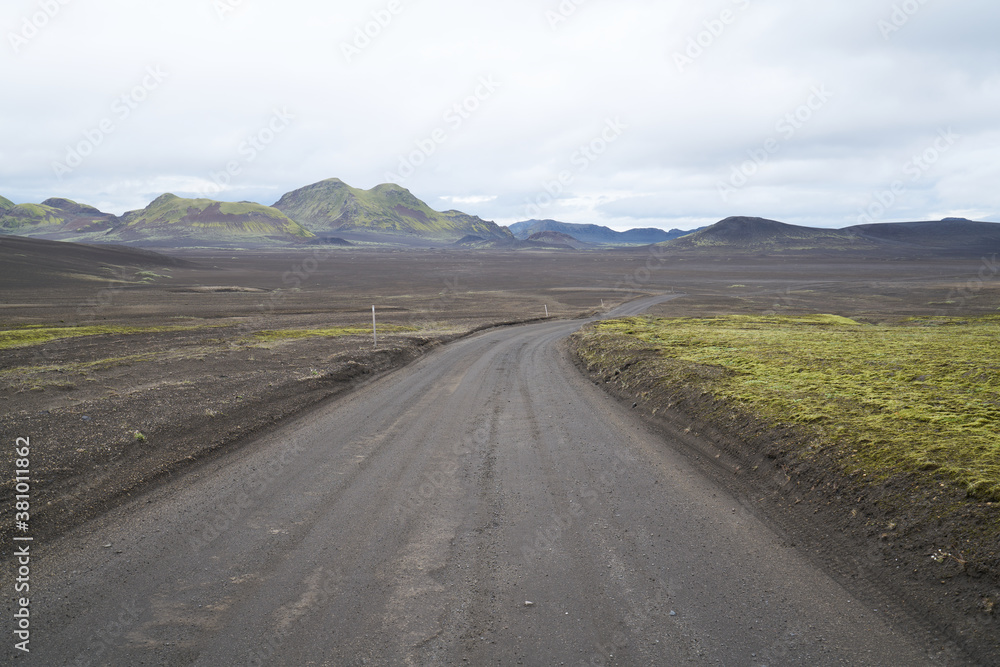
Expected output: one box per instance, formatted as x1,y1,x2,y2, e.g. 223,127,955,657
372,305,377,347
545,305,548,317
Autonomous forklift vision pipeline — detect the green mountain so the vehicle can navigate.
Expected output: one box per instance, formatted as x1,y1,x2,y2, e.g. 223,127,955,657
273,178,512,242
107,194,315,247
0,195,14,210
0,202,66,233
0,198,117,238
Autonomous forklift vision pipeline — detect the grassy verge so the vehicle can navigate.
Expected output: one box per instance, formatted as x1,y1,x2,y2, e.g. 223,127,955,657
576,314,1000,502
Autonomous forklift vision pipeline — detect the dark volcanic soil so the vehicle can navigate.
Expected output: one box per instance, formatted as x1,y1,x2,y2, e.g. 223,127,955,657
2,244,998,660
4,246,676,544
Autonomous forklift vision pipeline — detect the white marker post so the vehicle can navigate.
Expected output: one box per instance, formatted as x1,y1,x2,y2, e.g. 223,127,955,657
372,305,377,347
544,305,548,317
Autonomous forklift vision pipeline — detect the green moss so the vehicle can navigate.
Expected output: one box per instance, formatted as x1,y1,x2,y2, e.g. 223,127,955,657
0,203,66,230
251,325,419,343
0,325,202,350
581,315,1000,501
15,203,50,219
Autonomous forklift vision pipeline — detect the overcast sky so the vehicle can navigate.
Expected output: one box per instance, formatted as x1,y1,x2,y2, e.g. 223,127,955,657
2,0,998,230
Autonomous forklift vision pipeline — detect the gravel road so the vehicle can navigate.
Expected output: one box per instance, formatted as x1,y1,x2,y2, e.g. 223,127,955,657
12,296,950,665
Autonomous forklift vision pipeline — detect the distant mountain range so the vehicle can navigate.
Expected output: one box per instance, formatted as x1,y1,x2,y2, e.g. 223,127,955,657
660,216,1000,254
3,184,998,255
0,179,511,247
508,219,695,245
453,229,595,251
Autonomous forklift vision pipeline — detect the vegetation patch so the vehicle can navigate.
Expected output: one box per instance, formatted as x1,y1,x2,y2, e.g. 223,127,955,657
577,314,1000,502
251,325,419,343
0,325,203,350
1,354,154,379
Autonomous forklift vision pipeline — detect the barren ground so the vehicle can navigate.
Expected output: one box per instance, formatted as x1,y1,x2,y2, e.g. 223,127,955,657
1,246,998,662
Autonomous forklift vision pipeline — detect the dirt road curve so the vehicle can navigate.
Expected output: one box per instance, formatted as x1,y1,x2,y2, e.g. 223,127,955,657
19,296,950,665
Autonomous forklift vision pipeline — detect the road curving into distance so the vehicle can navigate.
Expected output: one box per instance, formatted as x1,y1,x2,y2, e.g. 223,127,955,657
13,295,955,665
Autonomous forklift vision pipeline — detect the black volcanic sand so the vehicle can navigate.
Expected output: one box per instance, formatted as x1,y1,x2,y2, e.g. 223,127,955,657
2,246,650,544
1,244,998,659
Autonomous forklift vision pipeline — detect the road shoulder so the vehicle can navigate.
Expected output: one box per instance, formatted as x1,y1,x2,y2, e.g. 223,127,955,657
566,334,999,666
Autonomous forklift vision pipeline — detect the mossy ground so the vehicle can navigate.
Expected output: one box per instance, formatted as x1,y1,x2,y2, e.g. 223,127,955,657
578,314,1000,502
0,325,204,350
250,325,419,344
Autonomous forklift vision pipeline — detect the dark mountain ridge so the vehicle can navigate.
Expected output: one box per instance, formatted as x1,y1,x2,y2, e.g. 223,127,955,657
525,230,592,250
509,219,695,245
3,183,996,254
662,216,1000,255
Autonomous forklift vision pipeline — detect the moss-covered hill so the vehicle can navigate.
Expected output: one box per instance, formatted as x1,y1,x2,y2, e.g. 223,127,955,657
110,194,315,245
0,198,118,237
273,178,512,242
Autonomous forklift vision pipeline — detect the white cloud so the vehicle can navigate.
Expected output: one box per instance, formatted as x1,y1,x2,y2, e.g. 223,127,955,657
438,195,498,206
1,0,997,228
